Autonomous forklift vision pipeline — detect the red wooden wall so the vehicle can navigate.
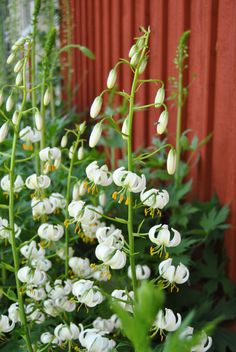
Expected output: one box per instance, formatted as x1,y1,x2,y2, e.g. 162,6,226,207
60,0,236,282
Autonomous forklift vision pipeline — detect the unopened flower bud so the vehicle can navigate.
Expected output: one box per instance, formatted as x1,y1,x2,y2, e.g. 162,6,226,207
128,44,137,58
89,123,102,148
107,68,117,89
35,111,43,130
69,145,75,159
167,149,176,175
6,53,15,64
79,121,86,134
99,192,106,207
155,87,165,106
12,111,19,125
90,96,103,118
43,88,51,106
136,37,145,49
14,60,23,73
60,135,68,148
15,72,22,86
157,110,168,135
121,117,129,139
0,90,3,106
77,146,84,160
6,95,14,112
130,52,139,66
0,122,9,143
138,59,147,74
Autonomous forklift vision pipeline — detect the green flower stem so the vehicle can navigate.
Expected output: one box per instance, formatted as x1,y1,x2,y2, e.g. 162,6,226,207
9,59,33,352
127,29,150,297
65,136,81,277
40,73,46,168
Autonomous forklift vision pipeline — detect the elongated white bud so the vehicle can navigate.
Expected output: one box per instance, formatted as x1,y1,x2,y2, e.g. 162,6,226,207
12,111,19,125
15,72,22,86
128,44,137,58
35,111,43,130
167,149,177,175
79,121,86,134
90,96,103,118
14,60,23,73
0,122,9,143
43,88,51,106
69,145,75,159
6,95,14,112
77,146,84,160
121,117,129,139
157,110,168,135
6,53,15,64
89,123,102,148
0,90,3,106
60,135,68,148
155,87,165,106
138,59,147,74
130,52,139,66
107,68,117,89
99,192,106,207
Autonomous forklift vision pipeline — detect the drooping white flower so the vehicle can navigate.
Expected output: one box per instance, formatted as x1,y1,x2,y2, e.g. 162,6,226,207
0,315,15,333
79,327,116,352
72,279,104,307
111,289,134,313
40,332,59,345
107,68,117,89
90,96,103,118
26,304,45,324
1,175,24,194
128,264,151,280
17,266,47,285
159,258,189,289
89,123,102,148
167,149,177,175
153,308,181,335
0,122,9,143
20,240,45,260
0,217,21,239
37,223,64,241
157,110,168,135
140,188,169,215
25,174,51,190
19,126,41,150
68,201,102,225
54,323,80,342
39,147,61,172
93,315,120,333
31,197,54,218
191,331,213,352
154,87,165,106
69,257,93,278
86,161,112,188
148,224,181,256
56,246,74,260
8,303,20,323
26,285,47,301
49,193,66,210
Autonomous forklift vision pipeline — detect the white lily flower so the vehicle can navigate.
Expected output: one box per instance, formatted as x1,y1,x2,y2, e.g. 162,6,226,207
17,266,47,285
40,332,59,345
25,174,51,190
68,201,102,225
26,304,45,324
0,217,21,239
128,264,151,280
0,315,15,333
37,223,64,241
157,110,168,135
69,257,93,278
49,193,66,210
86,161,112,188
111,289,134,313
159,258,190,289
31,197,55,218
89,122,102,148
79,327,116,352
26,286,47,301
8,303,20,323
92,264,111,282
153,308,181,335
148,224,181,256
90,96,103,118
167,149,177,175
140,188,169,216
107,68,117,89
39,147,61,172
1,174,24,194
72,279,104,307
56,246,74,260
31,257,52,271
43,299,60,317
93,317,115,334
54,323,80,342
20,240,45,260
6,95,14,112
154,87,165,105
191,331,213,352
0,122,9,143
95,244,127,269
19,126,41,150
96,226,122,244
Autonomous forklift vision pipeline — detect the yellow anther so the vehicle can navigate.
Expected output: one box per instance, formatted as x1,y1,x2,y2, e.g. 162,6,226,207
22,143,33,151
83,181,88,189
125,197,129,205
64,219,70,228
118,193,124,204
112,191,118,200
150,246,155,256
90,263,97,269
144,208,148,216
157,209,162,217
87,187,91,193
50,165,56,172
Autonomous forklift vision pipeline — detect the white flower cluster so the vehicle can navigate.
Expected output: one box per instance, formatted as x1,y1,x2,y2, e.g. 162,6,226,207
0,217,21,240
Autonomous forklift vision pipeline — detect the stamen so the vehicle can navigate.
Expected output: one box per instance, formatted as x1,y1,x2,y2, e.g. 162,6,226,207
112,191,118,200
118,193,124,204
125,197,129,205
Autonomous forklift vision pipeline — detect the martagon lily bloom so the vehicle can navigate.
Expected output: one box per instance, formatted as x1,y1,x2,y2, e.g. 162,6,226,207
19,126,41,150
112,167,146,205
1,175,24,194
148,224,181,256
25,174,51,193
72,279,104,307
37,223,64,241
152,308,181,339
79,327,116,352
85,161,112,192
128,264,151,280
159,258,190,291
140,188,169,217
39,147,61,173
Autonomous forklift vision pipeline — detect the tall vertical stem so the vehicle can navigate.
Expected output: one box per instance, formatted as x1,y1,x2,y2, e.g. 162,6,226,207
9,59,33,352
